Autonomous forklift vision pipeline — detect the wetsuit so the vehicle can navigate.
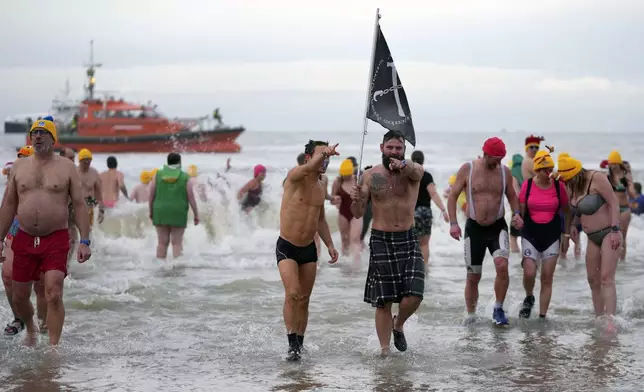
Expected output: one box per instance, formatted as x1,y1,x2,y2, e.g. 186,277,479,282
463,162,509,275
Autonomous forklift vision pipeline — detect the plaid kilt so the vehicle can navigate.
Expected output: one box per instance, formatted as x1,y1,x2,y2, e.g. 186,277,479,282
364,229,425,308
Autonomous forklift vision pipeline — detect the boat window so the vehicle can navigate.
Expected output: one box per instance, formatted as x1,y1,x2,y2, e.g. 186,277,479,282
93,111,105,119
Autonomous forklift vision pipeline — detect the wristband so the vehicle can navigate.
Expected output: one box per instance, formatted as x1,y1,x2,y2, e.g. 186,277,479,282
514,210,520,215
401,159,407,168
80,239,91,246
450,222,459,226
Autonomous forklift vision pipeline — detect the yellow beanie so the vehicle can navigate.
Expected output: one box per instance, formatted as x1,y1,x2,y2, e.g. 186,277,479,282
29,119,58,144
78,148,92,161
607,150,622,165
339,159,354,176
533,150,554,171
140,170,152,184
187,164,198,177
557,153,583,182
448,175,457,185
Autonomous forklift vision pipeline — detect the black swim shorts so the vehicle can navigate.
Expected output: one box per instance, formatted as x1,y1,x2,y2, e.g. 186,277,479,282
275,237,318,265
463,218,510,275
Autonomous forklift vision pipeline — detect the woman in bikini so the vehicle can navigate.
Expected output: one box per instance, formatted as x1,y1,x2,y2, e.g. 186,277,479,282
518,149,569,319
332,159,363,263
606,150,636,261
558,153,622,329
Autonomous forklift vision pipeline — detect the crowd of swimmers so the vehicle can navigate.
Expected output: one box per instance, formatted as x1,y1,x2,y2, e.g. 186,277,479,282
275,131,633,360
0,118,637,358
0,117,267,345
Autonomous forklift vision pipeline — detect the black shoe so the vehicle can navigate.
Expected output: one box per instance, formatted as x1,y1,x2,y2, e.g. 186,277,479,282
519,295,535,319
286,347,301,361
392,316,407,352
286,333,301,361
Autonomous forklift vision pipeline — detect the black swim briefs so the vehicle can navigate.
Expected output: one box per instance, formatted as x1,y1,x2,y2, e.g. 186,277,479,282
275,237,318,265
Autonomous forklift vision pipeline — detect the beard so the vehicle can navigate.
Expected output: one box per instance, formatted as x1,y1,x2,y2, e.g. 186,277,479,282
382,153,405,171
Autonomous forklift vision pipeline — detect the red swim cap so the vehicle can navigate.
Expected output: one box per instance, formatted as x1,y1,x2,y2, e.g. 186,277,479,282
482,137,506,158
254,164,266,177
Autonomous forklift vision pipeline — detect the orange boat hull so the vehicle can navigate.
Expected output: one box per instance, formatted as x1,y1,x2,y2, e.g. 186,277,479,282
28,128,244,153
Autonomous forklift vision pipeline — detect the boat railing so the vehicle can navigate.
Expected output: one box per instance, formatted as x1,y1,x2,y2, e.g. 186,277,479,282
174,116,227,132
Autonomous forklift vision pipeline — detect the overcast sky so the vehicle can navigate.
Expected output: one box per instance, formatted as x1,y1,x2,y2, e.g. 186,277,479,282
1,0,643,132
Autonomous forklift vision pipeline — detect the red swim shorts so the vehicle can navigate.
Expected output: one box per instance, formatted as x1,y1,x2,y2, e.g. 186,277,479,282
11,229,70,282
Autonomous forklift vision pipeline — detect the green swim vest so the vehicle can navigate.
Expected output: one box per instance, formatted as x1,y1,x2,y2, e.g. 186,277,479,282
152,165,190,228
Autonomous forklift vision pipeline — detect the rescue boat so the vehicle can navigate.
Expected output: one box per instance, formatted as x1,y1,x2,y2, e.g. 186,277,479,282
21,41,244,153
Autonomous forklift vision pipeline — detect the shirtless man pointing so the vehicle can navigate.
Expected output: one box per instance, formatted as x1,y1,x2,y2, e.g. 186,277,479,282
0,118,91,345
351,130,425,355
448,137,523,326
278,140,339,361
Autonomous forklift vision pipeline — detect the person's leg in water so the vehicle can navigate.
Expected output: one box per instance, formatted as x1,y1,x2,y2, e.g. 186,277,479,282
34,273,47,332
374,295,422,355
2,238,24,336
413,206,432,266
295,262,317,350
584,240,604,316
599,232,620,322
619,209,631,261
169,227,186,258
338,214,350,256
519,257,537,318
11,280,37,345
278,259,302,359
538,255,558,317
43,269,66,345
349,217,363,265
155,226,171,259
492,255,510,323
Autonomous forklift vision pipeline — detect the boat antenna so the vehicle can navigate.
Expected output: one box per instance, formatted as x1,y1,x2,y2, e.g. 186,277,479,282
84,40,102,100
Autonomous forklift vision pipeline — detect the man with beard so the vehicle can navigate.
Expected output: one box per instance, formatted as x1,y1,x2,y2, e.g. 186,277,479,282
350,130,425,356
278,140,340,361
447,137,523,326
0,118,91,345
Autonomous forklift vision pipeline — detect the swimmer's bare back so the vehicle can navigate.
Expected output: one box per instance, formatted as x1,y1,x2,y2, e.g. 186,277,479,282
10,156,79,236
100,170,125,202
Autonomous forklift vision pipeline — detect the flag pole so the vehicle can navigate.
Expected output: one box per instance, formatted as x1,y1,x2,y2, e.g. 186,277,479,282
357,8,381,182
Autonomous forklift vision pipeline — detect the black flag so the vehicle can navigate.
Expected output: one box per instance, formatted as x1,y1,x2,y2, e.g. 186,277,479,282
366,24,416,146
